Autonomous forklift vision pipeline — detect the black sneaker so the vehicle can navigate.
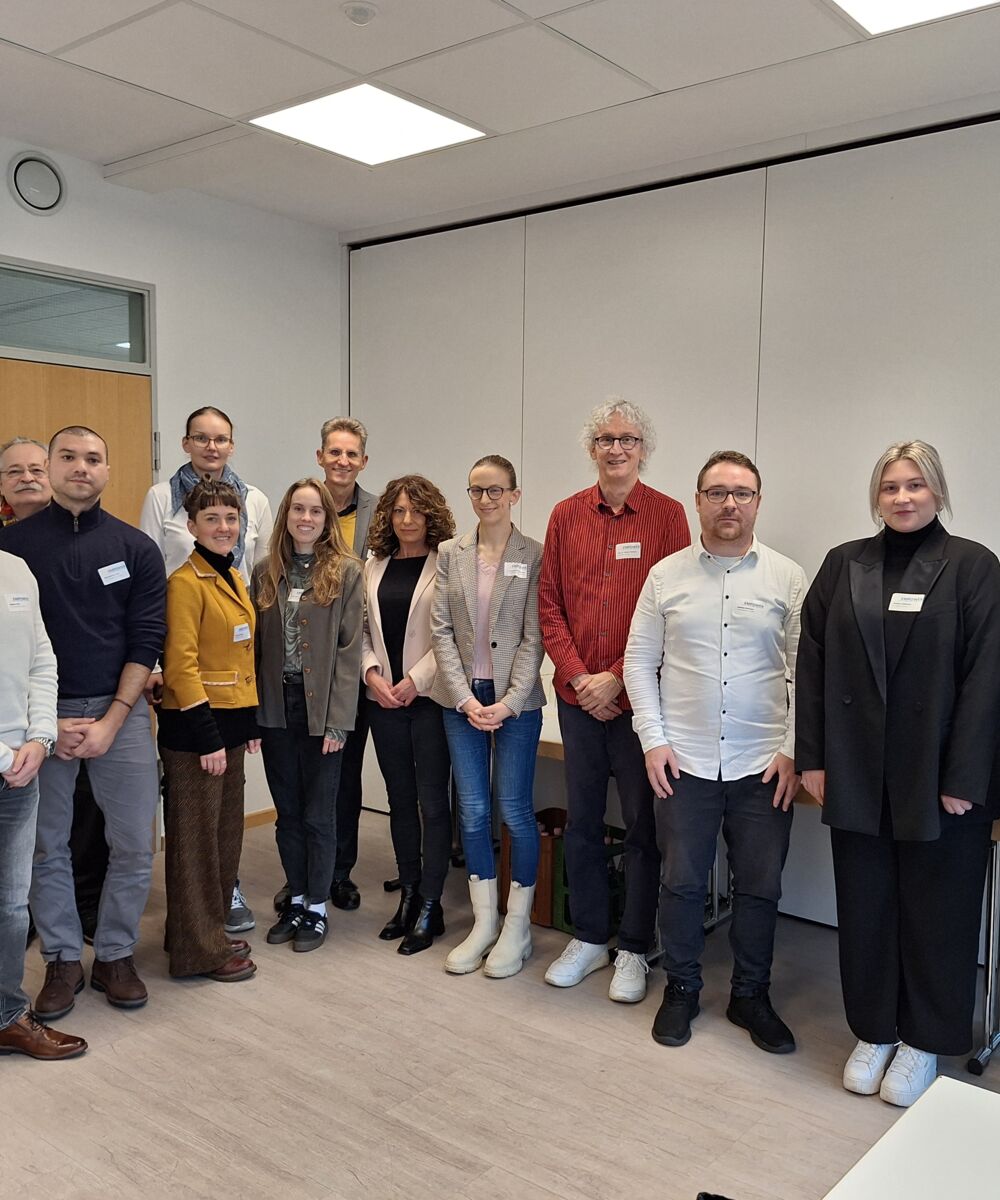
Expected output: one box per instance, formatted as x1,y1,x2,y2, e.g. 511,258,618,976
652,981,700,1047
293,910,328,953
266,903,306,945
726,989,796,1054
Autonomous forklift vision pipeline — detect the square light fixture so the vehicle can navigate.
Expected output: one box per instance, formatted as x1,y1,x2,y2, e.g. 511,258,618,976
250,83,485,166
835,1,995,34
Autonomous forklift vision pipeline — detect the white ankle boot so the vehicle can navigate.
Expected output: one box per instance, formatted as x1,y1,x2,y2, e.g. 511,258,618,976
484,881,535,978
445,876,499,974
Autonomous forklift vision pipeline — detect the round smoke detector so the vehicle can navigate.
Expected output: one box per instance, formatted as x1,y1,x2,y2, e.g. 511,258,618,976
7,152,66,216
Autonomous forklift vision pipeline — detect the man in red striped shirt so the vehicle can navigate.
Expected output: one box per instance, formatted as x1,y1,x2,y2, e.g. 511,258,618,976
539,398,690,1002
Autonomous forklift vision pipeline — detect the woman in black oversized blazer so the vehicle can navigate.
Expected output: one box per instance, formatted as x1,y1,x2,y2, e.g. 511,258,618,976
797,440,1000,1107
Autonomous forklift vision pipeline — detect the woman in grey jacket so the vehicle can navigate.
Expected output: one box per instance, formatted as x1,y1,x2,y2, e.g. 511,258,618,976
431,455,546,978
253,478,363,953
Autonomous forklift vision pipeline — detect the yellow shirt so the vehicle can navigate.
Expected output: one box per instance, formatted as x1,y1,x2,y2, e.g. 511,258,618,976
336,508,357,553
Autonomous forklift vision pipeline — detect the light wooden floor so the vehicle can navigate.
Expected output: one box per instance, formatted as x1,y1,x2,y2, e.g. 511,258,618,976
5,813,1000,1200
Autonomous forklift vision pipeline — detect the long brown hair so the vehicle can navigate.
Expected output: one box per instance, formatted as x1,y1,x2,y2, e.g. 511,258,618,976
257,478,356,608
368,475,455,560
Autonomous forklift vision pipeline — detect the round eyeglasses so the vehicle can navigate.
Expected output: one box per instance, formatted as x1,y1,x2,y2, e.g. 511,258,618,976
467,486,514,501
186,433,232,448
593,435,643,451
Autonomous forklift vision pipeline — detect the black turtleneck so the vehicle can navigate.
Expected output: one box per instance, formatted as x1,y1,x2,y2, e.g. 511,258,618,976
883,516,941,680
193,541,240,599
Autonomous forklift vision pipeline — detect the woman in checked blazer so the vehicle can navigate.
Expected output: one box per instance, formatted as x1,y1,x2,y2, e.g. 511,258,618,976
431,454,546,979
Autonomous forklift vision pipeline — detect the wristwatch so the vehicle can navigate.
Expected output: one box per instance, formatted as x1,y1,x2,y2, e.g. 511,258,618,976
27,736,55,758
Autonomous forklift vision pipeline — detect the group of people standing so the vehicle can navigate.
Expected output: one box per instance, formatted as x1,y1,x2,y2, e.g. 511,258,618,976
1,400,997,1115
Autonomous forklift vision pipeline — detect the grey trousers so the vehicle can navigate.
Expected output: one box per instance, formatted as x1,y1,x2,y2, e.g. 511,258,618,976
32,695,158,963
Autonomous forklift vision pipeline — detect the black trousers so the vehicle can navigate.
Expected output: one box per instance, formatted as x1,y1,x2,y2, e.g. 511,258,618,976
333,695,369,882
261,683,343,905
367,697,451,902
831,806,992,1056
70,761,109,932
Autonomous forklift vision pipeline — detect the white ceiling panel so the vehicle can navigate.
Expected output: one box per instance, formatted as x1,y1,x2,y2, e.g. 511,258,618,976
0,0,164,54
60,2,353,118
546,0,861,91
503,1,597,16
0,41,229,163
379,25,651,133
196,0,521,74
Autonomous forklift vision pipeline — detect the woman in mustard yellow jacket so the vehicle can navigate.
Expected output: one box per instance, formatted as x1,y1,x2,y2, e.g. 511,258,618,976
159,478,261,982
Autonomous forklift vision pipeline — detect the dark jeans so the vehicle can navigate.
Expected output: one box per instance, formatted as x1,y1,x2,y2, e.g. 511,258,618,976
368,697,451,902
334,696,369,882
831,804,992,1056
0,777,38,1029
655,770,793,996
557,696,659,952
261,683,343,905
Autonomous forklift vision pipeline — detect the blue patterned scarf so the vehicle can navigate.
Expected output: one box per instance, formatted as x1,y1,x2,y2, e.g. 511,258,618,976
169,461,249,568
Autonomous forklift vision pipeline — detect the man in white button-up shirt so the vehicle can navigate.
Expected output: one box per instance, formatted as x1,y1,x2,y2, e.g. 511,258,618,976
623,450,807,1055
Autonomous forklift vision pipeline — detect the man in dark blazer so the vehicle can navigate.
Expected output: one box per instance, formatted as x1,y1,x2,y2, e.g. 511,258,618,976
316,416,375,910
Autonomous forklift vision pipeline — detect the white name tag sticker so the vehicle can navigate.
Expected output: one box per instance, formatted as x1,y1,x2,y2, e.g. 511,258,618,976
233,622,252,643
287,588,305,603
98,561,130,586
504,562,528,579
5,593,30,611
888,592,925,613
734,598,767,615
616,542,641,560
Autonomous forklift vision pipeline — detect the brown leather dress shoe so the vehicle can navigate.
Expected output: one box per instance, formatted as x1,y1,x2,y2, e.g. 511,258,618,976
35,958,84,1020
0,1011,88,1060
227,939,251,957
201,956,256,982
90,955,148,1009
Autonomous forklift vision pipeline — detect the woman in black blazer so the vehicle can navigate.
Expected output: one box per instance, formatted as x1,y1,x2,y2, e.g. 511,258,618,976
797,440,1000,1107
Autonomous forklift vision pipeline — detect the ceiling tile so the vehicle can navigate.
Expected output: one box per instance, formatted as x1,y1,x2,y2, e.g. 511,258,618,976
0,41,229,163
60,2,353,118
546,0,861,91
379,25,651,133
196,0,521,74
0,0,164,54
502,1,596,16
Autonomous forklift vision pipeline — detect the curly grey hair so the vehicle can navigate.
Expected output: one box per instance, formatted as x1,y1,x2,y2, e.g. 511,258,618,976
579,396,656,472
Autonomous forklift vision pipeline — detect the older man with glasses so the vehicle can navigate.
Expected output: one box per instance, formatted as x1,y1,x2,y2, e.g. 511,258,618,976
0,436,51,526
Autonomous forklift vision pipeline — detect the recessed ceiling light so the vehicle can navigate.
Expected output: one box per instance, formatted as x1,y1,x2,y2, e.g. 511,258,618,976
250,84,485,166
835,1,995,34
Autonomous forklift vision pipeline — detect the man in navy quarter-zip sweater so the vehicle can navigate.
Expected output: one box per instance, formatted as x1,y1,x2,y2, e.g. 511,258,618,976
0,426,165,1019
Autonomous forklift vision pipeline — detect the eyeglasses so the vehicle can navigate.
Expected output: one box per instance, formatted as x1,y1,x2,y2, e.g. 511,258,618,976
324,448,363,462
1,465,47,481
467,486,514,501
699,487,758,505
593,435,643,451
186,433,232,448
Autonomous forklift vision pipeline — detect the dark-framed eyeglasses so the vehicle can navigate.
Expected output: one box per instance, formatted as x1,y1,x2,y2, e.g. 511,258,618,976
467,486,514,501
593,435,643,451
699,487,758,505
186,433,232,448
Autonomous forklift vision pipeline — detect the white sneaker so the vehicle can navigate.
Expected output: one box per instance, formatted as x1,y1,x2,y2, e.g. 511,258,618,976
843,1040,899,1095
608,950,649,1003
544,938,609,987
879,1043,937,1107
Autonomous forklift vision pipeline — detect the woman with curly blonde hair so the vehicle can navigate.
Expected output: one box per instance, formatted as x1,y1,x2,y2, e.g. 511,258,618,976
362,475,456,955
252,478,363,953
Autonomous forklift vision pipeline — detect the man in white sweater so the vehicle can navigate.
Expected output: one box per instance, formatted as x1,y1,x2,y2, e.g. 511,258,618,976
0,550,86,1059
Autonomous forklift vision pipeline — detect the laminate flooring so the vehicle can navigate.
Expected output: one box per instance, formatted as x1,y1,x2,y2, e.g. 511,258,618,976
5,812,999,1200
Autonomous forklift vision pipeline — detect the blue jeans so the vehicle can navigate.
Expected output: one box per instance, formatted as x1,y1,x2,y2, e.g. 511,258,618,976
442,680,542,886
0,776,39,1029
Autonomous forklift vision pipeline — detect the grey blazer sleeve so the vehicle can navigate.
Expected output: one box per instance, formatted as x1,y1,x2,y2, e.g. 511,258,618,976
497,542,545,716
429,538,475,709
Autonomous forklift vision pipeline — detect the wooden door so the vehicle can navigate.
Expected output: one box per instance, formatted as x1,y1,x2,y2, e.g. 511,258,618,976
0,358,152,526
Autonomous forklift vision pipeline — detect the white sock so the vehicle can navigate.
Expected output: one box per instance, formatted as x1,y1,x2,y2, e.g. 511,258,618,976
292,894,305,907
308,901,327,916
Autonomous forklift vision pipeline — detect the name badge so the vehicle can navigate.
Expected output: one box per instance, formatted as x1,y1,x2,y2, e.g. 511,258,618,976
504,562,528,579
888,592,925,613
5,593,30,611
233,623,251,643
287,588,305,603
734,598,766,615
98,561,130,586
616,542,641,560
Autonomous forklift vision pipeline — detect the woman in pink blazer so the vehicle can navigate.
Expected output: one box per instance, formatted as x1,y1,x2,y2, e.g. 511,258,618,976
361,475,455,955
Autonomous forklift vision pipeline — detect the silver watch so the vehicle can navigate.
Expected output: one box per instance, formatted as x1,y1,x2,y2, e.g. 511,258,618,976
28,736,55,758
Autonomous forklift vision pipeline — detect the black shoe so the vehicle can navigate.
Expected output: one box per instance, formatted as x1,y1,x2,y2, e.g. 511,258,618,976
293,910,328,953
378,884,422,940
273,883,291,914
331,878,361,911
652,981,700,1047
726,989,796,1054
398,899,445,956
266,903,306,945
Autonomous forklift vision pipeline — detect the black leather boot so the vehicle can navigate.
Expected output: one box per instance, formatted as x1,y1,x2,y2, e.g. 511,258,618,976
378,884,422,940
398,899,445,956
